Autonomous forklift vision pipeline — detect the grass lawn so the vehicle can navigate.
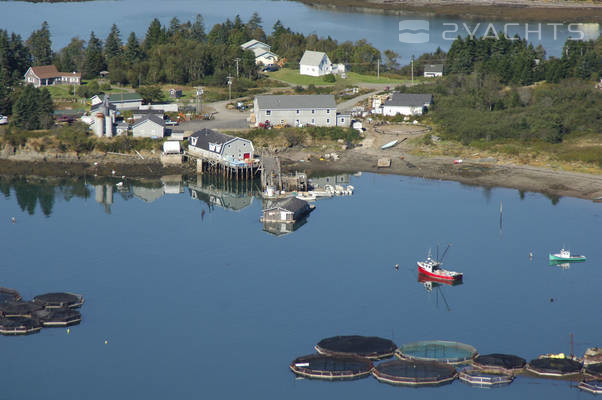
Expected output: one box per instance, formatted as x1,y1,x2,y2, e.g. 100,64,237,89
267,68,414,86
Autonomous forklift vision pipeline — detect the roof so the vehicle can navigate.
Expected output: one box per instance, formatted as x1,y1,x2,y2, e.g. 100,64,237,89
384,93,433,107
255,94,336,110
28,65,81,79
265,197,309,214
300,50,328,67
241,39,270,50
424,64,444,73
132,115,165,128
99,93,142,103
189,128,237,151
91,102,116,114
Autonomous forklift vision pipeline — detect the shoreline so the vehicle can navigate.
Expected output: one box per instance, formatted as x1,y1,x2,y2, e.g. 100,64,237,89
1,150,602,202
296,0,602,23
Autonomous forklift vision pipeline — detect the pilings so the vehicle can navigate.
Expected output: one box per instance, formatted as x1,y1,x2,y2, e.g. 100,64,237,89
194,158,260,183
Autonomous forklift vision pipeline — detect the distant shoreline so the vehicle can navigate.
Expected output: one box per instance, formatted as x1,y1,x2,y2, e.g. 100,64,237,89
296,0,602,23
1,148,602,202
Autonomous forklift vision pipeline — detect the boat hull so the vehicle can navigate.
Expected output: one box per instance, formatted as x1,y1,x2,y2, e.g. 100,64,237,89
548,254,586,262
417,265,463,282
418,272,463,286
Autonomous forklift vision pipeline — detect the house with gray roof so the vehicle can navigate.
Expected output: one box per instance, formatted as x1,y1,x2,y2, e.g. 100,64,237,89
382,93,433,116
90,93,143,110
424,64,444,78
300,50,332,77
187,128,254,166
132,115,165,138
253,94,349,127
241,39,279,66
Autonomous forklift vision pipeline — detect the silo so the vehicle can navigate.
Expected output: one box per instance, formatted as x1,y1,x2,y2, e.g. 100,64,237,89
105,115,113,138
94,113,104,137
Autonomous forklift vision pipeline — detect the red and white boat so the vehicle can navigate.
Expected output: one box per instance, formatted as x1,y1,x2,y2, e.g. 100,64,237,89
417,246,463,282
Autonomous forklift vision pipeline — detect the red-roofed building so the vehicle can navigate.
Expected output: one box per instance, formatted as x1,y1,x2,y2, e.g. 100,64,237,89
24,65,81,88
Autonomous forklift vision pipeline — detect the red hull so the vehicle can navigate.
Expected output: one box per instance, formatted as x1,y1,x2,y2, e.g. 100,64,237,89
418,272,463,286
417,266,463,282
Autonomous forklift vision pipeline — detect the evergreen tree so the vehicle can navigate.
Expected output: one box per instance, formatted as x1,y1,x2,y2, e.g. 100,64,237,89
56,37,85,73
0,68,12,115
124,32,143,64
12,85,54,130
83,31,105,79
190,14,206,42
104,24,122,61
144,18,166,50
26,21,53,66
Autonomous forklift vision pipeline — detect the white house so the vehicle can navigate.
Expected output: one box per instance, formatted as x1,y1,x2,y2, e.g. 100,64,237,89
424,64,444,78
24,65,80,88
253,94,350,128
188,128,254,166
299,50,333,77
132,115,165,138
382,93,433,116
241,39,279,66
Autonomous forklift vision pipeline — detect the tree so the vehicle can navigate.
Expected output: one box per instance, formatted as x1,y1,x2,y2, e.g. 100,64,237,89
144,18,166,50
383,49,400,71
26,21,53,66
11,85,54,130
124,32,143,65
137,85,165,103
55,37,85,73
83,31,105,79
190,14,206,42
0,68,13,115
104,24,122,61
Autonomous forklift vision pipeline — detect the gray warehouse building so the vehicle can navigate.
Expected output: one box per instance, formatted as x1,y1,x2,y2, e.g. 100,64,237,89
253,95,350,128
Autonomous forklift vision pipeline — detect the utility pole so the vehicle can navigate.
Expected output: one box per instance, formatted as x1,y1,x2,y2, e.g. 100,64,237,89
411,55,414,84
227,76,233,101
377,57,380,79
234,58,241,78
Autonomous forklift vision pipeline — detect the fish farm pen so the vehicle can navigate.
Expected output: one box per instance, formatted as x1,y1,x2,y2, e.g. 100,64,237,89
0,289,84,335
458,367,515,387
315,336,398,360
372,359,458,386
472,353,526,374
289,354,374,380
585,363,602,379
396,340,478,364
579,379,602,394
526,357,583,378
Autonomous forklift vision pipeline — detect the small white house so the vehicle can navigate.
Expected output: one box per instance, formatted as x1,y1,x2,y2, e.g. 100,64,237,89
241,39,279,66
382,93,433,116
424,64,444,78
299,50,332,77
132,115,165,138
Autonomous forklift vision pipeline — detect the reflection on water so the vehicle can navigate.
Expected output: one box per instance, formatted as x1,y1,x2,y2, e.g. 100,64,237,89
189,175,261,212
262,216,308,236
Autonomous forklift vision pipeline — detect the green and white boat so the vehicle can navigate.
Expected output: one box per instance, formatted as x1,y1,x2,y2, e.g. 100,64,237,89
549,248,586,262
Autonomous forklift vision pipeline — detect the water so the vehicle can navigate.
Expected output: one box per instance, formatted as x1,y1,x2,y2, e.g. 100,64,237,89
0,173,600,399
0,0,599,58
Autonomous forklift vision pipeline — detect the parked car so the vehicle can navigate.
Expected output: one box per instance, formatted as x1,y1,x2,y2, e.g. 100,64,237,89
262,64,279,72
0,115,8,125
56,115,75,124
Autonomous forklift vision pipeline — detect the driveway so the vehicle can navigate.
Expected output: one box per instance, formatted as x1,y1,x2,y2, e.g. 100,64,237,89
179,98,250,131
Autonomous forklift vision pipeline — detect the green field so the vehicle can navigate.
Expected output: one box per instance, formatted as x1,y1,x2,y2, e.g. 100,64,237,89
267,68,413,86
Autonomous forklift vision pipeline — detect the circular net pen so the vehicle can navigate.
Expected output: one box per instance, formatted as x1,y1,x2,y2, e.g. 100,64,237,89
458,366,515,387
0,287,22,303
315,336,397,360
585,363,602,379
526,357,583,378
0,301,44,318
579,379,602,394
33,292,84,309
290,354,374,380
33,309,82,327
373,359,458,386
0,317,42,335
473,353,526,374
397,340,478,365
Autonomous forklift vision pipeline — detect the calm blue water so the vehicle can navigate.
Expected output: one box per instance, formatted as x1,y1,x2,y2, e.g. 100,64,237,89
0,173,600,399
0,0,599,58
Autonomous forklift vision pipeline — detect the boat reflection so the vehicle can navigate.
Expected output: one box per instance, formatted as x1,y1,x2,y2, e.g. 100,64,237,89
548,260,583,270
418,273,462,312
418,272,464,287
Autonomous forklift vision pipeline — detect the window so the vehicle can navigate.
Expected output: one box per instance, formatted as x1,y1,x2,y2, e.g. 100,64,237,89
327,109,330,114
311,118,315,124
326,119,330,124
296,110,300,114
312,110,315,114
266,110,271,116
341,118,345,122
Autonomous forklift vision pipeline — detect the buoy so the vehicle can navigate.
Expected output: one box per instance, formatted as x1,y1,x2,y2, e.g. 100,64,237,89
66,328,70,334
11,217,16,223
529,252,533,259
105,339,108,344
394,264,399,270
111,170,116,175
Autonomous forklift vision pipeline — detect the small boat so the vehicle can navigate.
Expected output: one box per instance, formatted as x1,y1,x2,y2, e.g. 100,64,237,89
417,246,462,283
296,192,316,202
381,140,398,150
548,248,586,262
